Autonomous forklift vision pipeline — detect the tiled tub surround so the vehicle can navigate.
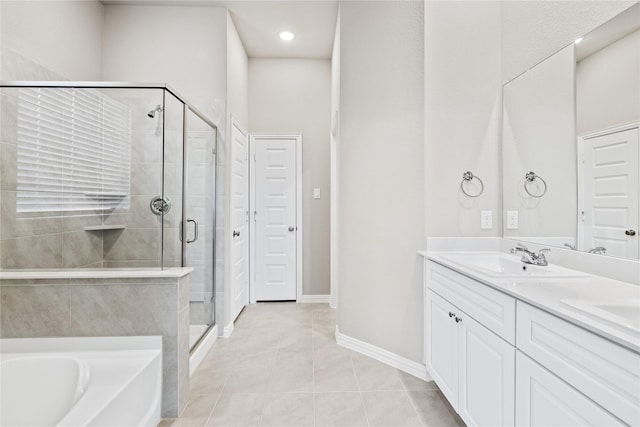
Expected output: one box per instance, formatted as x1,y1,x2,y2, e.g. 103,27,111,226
0,267,193,418
420,238,640,426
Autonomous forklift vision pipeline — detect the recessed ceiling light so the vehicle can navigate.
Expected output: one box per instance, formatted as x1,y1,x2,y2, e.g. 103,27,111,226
575,37,584,44
279,31,295,41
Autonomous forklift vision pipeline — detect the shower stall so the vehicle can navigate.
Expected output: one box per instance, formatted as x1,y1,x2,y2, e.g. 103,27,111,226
0,82,217,350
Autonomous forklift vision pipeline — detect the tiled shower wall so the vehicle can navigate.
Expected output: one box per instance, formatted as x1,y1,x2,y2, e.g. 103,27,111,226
0,50,182,269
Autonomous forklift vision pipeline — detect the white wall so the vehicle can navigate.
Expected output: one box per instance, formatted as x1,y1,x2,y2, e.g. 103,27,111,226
102,5,227,120
227,12,249,129
424,1,502,238
503,45,577,240
330,9,340,309
577,29,640,135
248,58,331,297
501,0,634,83
0,0,103,80
337,1,424,362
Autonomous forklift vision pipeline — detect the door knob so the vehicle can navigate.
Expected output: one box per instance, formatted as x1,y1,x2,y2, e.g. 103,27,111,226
626,229,636,236
288,226,295,232
233,230,240,237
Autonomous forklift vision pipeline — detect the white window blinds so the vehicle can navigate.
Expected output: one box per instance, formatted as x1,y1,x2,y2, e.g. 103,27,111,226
16,88,132,213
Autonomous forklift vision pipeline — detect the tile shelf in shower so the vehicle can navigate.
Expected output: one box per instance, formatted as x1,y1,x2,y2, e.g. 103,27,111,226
83,225,127,231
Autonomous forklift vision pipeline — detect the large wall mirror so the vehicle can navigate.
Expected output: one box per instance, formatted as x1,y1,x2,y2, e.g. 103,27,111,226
503,2,640,261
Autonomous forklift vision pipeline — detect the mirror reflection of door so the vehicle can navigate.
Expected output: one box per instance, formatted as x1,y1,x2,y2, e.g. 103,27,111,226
579,126,639,259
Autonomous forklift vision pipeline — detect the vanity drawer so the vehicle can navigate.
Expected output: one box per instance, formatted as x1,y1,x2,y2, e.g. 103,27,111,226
426,261,516,344
517,301,640,426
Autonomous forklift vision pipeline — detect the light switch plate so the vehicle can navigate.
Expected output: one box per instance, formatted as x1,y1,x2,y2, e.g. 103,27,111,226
481,211,492,229
313,188,321,199
507,210,519,229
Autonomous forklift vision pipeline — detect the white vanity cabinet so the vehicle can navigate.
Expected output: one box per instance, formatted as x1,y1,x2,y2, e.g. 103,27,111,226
515,351,626,427
425,261,516,427
516,302,639,426
424,257,640,427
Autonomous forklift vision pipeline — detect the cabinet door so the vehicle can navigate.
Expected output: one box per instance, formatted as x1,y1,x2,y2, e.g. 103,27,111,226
515,351,625,427
459,313,515,427
426,290,459,409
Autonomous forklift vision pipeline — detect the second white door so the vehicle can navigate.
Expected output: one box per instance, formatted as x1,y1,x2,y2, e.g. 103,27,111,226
230,120,249,322
253,135,299,301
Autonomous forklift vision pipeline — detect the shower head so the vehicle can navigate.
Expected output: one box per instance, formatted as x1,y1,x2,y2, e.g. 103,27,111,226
147,105,163,118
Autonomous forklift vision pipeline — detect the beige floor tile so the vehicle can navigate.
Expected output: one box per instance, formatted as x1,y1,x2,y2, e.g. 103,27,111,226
408,391,466,427
314,392,369,427
260,392,314,427
160,302,464,427
314,357,359,392
361,391,424,427
205,393,265,427
190,369,229,395
399,372,439,392
222,367,272,394
268,349,314,392
176,394,219,425
351,353,405,391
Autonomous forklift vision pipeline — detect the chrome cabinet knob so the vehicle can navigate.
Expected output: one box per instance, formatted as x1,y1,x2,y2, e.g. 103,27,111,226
448,312,455,318
233,230,240,237
626,229,637,236
288,226,295,232
455,317,462,323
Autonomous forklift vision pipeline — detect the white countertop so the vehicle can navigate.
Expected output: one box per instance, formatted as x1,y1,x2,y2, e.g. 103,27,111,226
420,250,640,353
0,267,194,281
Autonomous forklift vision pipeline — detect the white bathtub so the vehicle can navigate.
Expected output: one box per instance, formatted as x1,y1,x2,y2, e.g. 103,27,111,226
0,336,162,427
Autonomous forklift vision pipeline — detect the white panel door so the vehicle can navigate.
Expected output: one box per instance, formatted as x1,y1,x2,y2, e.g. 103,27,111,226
582,127,639,259
458,312,515,427
515,351,625,427
230,121,249,321
254,137,297,301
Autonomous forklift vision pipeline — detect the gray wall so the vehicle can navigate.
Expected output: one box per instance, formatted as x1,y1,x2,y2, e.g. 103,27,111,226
337,1,425,363
248,58,331,297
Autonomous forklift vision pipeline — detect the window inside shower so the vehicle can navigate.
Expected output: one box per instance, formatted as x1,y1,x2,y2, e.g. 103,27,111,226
0,84,217,350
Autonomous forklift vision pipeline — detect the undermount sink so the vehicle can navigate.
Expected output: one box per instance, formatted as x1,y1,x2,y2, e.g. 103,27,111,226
561,298,640,334
439,252,588,280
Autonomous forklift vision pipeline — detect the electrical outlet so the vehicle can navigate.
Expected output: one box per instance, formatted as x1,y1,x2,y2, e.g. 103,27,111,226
481,211,492,229
313,188,321,199
507,210,519,229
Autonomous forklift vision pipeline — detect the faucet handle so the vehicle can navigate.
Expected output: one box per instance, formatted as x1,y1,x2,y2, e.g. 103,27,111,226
538,248,551,254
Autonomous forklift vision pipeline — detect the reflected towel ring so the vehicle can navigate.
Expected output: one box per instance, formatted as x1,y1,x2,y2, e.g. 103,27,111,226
460,171,484,198
524,171,547,198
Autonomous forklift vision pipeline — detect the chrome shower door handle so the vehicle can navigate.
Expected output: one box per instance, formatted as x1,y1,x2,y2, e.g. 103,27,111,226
186,218,198,243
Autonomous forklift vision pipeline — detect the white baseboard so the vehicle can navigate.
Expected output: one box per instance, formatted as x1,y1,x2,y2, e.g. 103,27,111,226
335,326,431,381
301,294,332,304
222,320,234,338
189,324,218,376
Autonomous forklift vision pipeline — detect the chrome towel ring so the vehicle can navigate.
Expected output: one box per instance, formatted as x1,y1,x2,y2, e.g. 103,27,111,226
524,171,547,198
460,171,484,198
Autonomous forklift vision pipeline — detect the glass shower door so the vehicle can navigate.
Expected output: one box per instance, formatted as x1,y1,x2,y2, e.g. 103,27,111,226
183,107,217,349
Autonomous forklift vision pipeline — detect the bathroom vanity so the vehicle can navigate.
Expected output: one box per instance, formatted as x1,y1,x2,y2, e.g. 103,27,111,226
420,247,640,427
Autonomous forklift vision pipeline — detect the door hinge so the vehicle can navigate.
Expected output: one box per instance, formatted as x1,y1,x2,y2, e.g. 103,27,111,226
253,210,257,222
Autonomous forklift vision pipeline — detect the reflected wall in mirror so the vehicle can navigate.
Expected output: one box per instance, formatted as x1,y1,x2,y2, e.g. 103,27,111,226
502,2,640,260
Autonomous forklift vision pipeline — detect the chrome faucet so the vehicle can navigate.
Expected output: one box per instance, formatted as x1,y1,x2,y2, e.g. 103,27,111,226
510,243,550,266
588,246,607,255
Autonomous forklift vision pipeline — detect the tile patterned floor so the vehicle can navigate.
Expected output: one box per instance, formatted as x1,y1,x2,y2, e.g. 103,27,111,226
159,302,465,427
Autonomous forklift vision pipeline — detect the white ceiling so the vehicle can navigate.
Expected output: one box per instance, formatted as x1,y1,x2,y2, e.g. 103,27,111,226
101,0,339,59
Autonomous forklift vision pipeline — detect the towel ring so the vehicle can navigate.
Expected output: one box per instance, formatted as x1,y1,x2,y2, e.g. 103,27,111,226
524,171,547,198
460,171,484,198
